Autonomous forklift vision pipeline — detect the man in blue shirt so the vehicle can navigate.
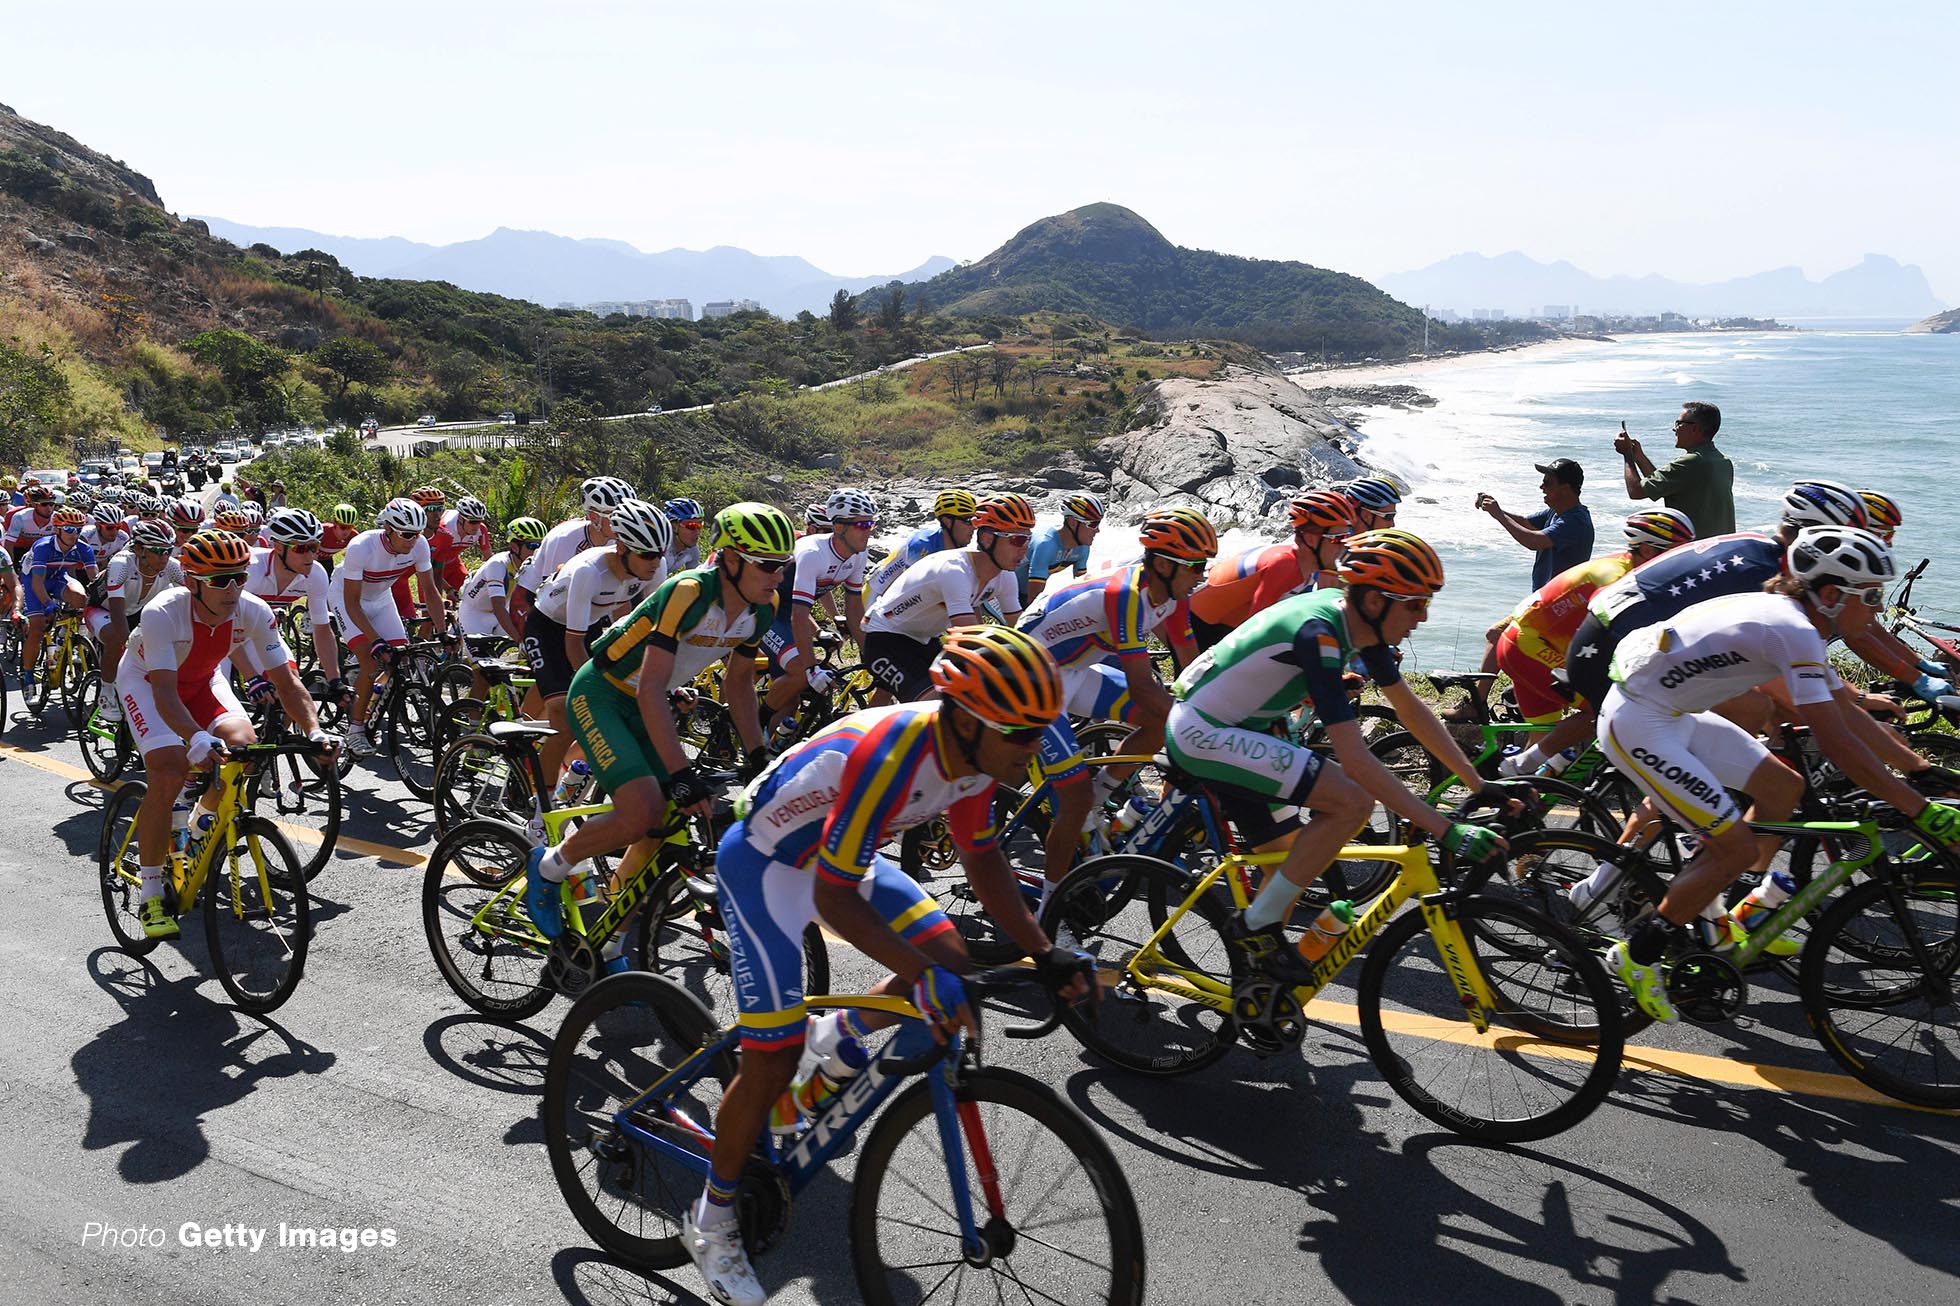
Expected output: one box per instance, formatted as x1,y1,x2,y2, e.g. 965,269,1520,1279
1015,492,1104,606
1476,457,1593,589
21,507,98,691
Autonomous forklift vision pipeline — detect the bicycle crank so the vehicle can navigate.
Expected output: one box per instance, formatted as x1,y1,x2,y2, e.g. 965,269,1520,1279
543,937,600,997
1669,952,1748,1024
1230,979,1307,1056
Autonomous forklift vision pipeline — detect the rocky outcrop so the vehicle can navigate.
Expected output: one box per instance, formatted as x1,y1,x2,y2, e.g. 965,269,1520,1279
1904,308,1960,334
1089,365,1368,526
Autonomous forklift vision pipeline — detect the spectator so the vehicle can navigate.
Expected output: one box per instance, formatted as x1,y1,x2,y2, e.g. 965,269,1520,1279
267,480,288,510
1615,401,1735,536
1475,457,1594,588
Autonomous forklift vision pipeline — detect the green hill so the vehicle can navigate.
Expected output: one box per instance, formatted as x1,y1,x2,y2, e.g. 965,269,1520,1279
866,203,1531,358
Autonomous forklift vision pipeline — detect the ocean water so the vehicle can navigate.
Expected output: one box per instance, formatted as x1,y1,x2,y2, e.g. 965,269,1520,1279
1326,326,1960,670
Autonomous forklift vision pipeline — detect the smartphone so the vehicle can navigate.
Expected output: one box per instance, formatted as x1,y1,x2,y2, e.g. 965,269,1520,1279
1620,421,1628,433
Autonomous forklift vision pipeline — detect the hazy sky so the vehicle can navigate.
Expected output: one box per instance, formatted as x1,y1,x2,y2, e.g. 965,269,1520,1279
6,1,1955,299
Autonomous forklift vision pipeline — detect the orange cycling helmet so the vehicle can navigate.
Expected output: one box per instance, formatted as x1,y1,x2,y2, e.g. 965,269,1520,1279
52,507,88,529
1137,506,1219,561
1338,528,1445,596
410,485,447,508
972,493,1036,533
181,529,252,576
1858,490,1902,542
215,508,255,533
1288,490,1359,534
931,625,1064,731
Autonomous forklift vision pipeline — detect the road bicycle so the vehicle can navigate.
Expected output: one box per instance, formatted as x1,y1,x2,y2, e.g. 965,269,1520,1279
541,967,1144,1304
74,667,135,781
335,635,448,797
1040,780,1626,1142
239,678,344,882
99,743,318,1012
23,605,94,724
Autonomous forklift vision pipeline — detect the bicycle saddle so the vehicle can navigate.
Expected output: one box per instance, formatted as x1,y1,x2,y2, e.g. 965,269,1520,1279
1427,672,1498,692
487,720,557,745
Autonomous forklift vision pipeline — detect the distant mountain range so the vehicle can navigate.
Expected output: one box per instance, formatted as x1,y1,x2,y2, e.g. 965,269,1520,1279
872,202,1467,357
1377,250,1946,320
193,217,955,318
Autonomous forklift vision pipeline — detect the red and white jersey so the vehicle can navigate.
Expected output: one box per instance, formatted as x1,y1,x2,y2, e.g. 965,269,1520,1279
120,587,290,682
334,528,430,608
246,547,332,635
435,510,491,566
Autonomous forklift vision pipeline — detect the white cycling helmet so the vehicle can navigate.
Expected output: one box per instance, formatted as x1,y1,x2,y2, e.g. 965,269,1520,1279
378,497,427,534
130,520,176,551
455,495,489,523
1787,525,1895,597
581,476,636,516
91,501,123,525
607,498,673,554
824,488,877,523
239,500,265,525
266,506,324,546
1781,479,1869,530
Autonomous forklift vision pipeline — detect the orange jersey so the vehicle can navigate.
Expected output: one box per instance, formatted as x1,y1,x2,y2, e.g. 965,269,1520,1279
1189,543,1314,628
1508,552,1634,663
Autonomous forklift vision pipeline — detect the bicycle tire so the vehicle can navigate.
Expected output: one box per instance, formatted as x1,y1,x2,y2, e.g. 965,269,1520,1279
1041,853,1243,1077
387,677,441,799
851,1066,1146,1306
433,727,535,835
1800,867,1960,1108
542,971,735,1271
99,781,159,956
244,749,343,882
77,672,134,782
202,815,312,1014
60,635,95,727
1358,895,1624,1142
633,869,831,1022
423,819,555,1019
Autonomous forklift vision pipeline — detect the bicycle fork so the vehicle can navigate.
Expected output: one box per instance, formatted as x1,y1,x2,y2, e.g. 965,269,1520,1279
1417,894,1501,1034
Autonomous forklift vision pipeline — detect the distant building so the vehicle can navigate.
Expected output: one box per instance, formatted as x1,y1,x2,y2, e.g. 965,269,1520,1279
1542,305,1571,320
702,298,763,319
649,299,692,320
1432,308,1463,323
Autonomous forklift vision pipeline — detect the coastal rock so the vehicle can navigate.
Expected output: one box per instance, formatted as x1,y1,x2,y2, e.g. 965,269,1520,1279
1904,308,1960,334
1292,384,1438,409
1094,365,1367,526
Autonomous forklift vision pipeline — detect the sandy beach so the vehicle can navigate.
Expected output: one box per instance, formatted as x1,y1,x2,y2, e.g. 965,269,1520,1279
1279,335,1612,390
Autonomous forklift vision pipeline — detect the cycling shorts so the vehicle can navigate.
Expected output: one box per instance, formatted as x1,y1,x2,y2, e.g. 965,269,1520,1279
83,605,143,640
22,581,80,618
117,667,248,756
1494,624,1567,725
521,609,580,700
1560,613,1613,708
717,825,954,1050
337,592,408,652
1165,701,1324,807
862,630,940,703
1188,613,1234,653
758,613,805,674
441,557,468,592
563,662,671,796
1034,664,1137,785
1596,688,1767,839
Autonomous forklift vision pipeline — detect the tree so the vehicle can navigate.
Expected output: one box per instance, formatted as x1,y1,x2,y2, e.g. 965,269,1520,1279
877,284,907,334
0,337,72,466
310,336,391,412
828,289,858,333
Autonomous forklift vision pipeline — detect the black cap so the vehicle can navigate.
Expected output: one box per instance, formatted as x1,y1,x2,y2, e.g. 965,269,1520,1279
1535,458,1583,489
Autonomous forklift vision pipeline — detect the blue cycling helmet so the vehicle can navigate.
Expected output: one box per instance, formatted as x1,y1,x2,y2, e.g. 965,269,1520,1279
663,497,704,524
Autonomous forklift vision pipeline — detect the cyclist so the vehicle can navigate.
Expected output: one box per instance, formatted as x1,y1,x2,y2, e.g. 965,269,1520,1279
759,488,878,724
522,498,673,790
1598,525,1960,1022
1340,476,1403,530
246,508,344,701
457,516,546,645
21,507,99,694
214,507,257,542
1859,489,1901,544
391,486,452,631
168,498,206,552
433,494,493,592
320,503,361,565
524,503,795,966
863,492,1032,704
4,484,58,565
1019,506,1214,899
1016,492,1103,606
213,480,240,511
85,520,183,723
800,502,830,538
1168,529,1509,978
681,626,1090,1305
331,498,448,757
511,475,635,622
117,531,331,938
662,497,706,573
83,501,131,565
865,488,976,604
1484,508,1697,754
1188,489,1357,651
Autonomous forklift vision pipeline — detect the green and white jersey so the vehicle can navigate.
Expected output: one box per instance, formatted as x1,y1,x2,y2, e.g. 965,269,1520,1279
1173,588,1400,727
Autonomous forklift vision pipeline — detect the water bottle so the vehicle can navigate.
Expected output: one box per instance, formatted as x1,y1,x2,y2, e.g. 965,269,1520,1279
550,759,590,807
1295,900,1355,964
1731,870,1795,932
170,794,195,853
1544,747,1577,776
187,810,218,856
563,864,603,906
1109,795,1150,841
1497,744,1526,778
770,1021,869,1135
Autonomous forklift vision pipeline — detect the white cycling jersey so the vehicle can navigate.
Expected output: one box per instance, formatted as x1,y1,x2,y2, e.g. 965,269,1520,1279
865,549,1020,639
1609,590,1842,714
784,533,870,608
245,547,332,637
517,518,601,595
458,550,517,637
533,545,664,632
333,528,430,608
101,551,183,614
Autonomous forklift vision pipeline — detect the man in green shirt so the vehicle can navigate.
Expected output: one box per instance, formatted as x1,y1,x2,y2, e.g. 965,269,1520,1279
1615,400,1735,536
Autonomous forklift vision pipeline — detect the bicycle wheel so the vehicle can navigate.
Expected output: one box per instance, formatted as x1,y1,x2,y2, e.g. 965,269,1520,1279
422,819,554,1019
1801,868,1960,1108
77,673,134,782
635,869,831,1021
900,789,1029,964
202,815,312,1014
244,750,343,882
433,728,535,835
542,971,736,1271
852,1066,1145,1306
60,636,95,727
1358,895,1624,1142
99,781,159,956
1040,854,1243,1077
23,642,51,717
387,679,441,799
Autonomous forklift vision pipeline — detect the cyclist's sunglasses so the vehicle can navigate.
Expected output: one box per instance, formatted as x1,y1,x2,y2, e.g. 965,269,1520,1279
201,572,249,589
286,542,320,554
981,718,1048,746
1384,592,1431,614
736,551,791,573
140,545,172,557
631,548,663,561
990,531,1033,546
1848,584,1885,608
842,518,877,531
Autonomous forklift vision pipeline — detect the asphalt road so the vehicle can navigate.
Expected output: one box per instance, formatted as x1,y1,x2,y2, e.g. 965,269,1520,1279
1,702,1955,1306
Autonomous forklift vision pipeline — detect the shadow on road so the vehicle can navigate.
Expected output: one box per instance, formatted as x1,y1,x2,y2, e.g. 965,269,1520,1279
423,1012,553,1095
549,1246,711,1306
72,948,335,1183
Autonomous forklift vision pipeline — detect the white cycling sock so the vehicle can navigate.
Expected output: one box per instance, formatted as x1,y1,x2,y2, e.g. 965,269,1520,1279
1511,743,1548,774
1245,871,1305,932
139,865,163,902
536,847,572,884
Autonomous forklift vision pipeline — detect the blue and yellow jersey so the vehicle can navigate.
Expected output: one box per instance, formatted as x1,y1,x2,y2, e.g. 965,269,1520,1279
1017,563,1189,671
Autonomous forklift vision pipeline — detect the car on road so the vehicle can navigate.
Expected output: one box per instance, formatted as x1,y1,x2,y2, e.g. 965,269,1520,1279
498,411,516,424
141,451,166,473
79,460,116,487
417,414,438,426
644,403,663,415
26,467,71,488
